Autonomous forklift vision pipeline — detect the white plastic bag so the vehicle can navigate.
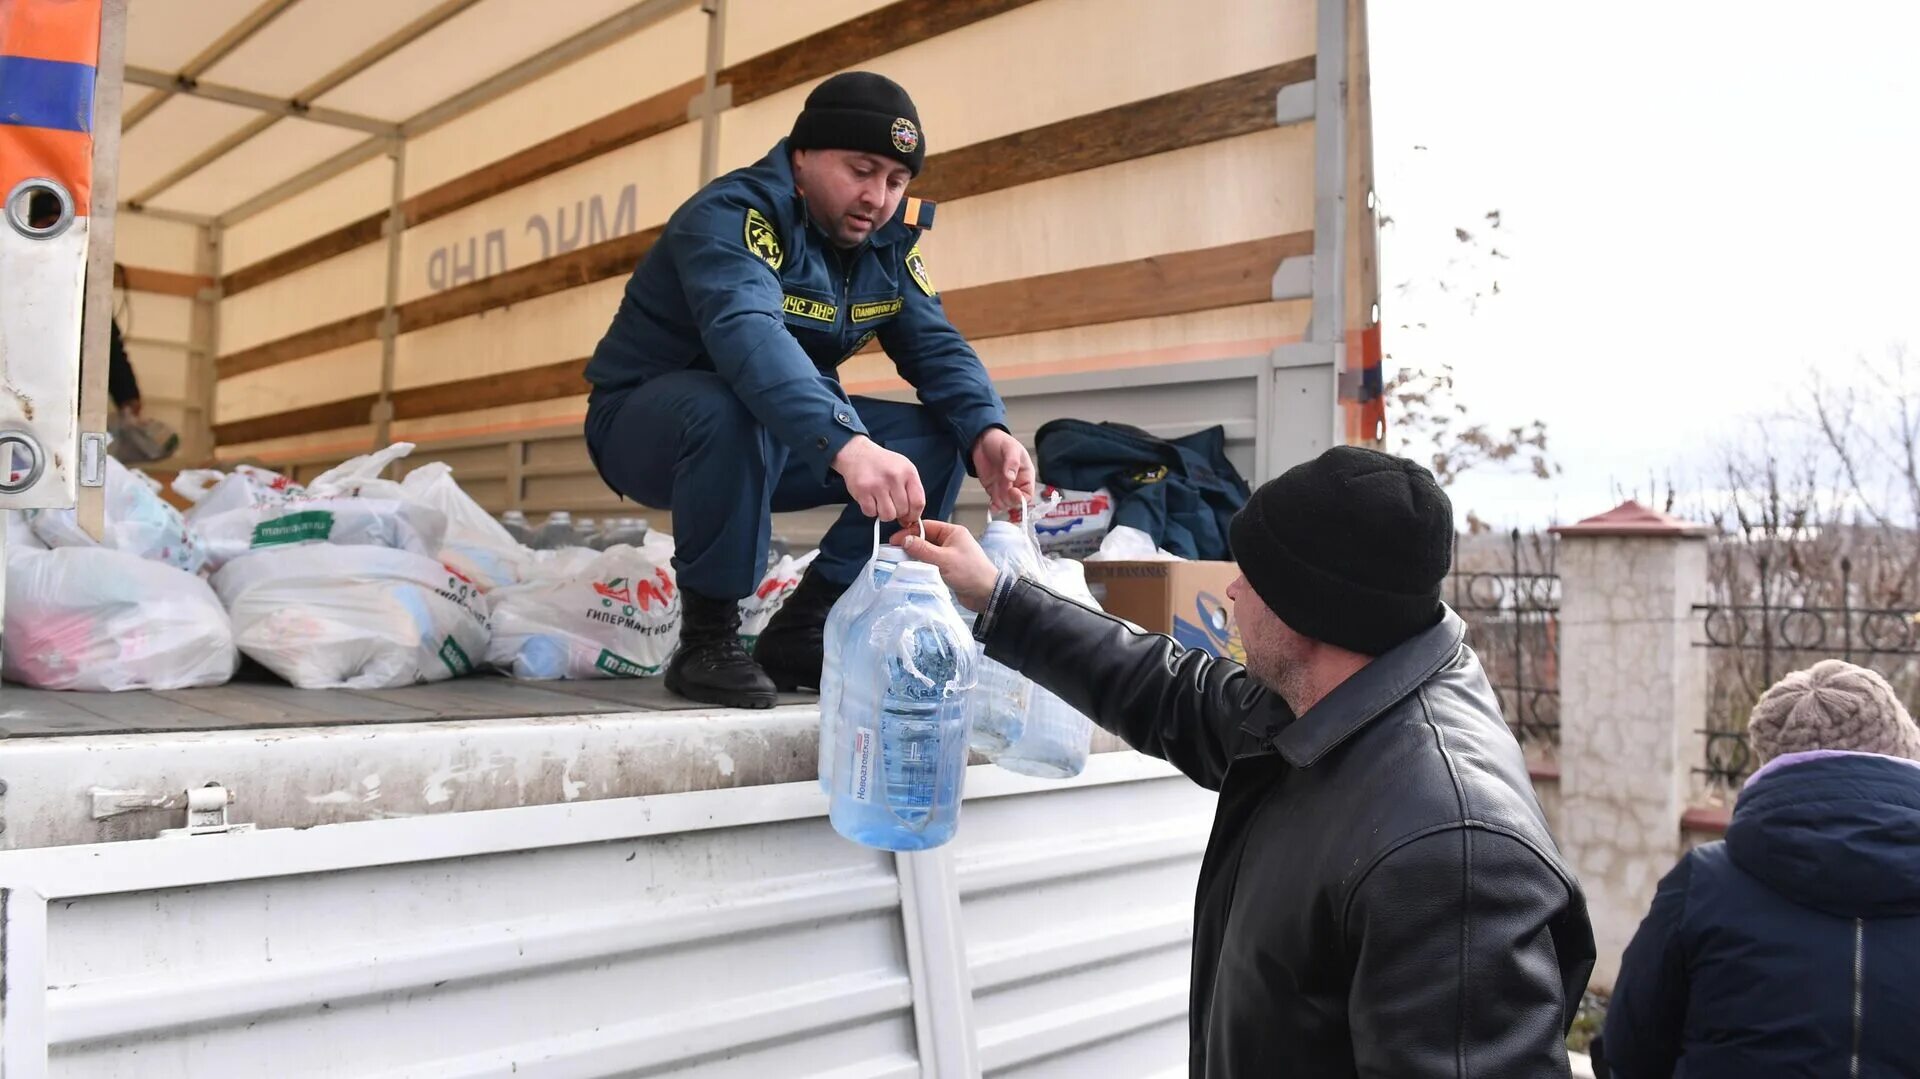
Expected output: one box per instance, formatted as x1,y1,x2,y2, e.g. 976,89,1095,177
29,457,210,573
486,545,681,679
4,547,238,691
399,462,530,590
522,545,604,583
304,441,417,497
7,510,46,551
176,464,304,513
194,495,447,571
214,545,490,689
1084,525,1181,562
274,443,528,590
739,548,819,647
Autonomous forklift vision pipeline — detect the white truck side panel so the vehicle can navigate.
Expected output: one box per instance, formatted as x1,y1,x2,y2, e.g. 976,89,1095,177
0,753,1212,1077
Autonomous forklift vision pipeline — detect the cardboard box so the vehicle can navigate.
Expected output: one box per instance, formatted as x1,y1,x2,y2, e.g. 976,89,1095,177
1080,560,1245,662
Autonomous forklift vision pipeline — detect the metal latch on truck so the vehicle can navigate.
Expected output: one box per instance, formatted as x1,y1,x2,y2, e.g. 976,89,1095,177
90,783,257,837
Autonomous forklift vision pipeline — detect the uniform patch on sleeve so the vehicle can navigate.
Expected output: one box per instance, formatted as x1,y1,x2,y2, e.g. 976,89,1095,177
904,244,935,297
744,207,783,271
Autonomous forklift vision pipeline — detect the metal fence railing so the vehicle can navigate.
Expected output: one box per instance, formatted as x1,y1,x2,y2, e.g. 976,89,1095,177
1451,530,1560,747
1694,555,1920,788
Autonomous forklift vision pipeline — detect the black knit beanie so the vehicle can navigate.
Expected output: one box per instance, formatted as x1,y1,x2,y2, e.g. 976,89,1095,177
789,71,925,176
1228,446,1453,656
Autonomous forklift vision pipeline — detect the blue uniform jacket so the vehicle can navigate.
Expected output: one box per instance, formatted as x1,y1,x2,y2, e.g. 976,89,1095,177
584,140,1007,482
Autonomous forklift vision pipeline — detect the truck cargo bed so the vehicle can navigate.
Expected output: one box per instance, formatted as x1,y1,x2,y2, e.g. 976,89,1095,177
0,670,817,738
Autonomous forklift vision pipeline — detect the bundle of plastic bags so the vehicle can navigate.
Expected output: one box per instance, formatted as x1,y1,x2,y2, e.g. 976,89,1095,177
30,457,209,574
4,546,238,691
180,452,449,572
213,545,490,689
486,544,682,680
296,444,531,590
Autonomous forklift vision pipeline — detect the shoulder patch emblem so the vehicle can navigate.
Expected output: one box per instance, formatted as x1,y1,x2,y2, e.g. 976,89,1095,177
744,207,783,271
904,244,935,297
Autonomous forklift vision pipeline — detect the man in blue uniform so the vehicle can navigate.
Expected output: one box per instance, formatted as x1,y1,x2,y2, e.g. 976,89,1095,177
585,72,1035,708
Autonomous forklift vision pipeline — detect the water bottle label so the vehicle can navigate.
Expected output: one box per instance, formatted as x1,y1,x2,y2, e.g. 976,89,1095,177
850,727,878,805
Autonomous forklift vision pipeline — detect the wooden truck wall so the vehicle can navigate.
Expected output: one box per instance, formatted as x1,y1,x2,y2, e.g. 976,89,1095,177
109,0,1378,541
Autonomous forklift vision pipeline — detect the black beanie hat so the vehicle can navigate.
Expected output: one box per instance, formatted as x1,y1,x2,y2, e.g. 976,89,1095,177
1228,446,1454,656
789,71,926,176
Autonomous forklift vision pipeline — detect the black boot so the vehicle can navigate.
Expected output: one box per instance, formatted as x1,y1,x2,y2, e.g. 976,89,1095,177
666,589,779,709
753,567,851,692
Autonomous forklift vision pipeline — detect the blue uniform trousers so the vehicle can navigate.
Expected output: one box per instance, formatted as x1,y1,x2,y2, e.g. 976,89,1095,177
586,371,966,601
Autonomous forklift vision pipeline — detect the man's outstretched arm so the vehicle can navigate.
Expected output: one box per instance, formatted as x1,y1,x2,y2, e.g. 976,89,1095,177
900,522,1274,790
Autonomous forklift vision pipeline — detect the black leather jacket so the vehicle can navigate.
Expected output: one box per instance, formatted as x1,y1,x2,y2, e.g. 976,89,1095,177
976,574,1596,1078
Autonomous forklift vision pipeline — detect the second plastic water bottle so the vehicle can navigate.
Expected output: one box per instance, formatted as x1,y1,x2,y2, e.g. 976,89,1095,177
967,517,1043,753
829,561,976,851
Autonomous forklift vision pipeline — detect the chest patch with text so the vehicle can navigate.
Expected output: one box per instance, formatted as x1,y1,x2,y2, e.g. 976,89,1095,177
851,298,904,322
782,294,837,323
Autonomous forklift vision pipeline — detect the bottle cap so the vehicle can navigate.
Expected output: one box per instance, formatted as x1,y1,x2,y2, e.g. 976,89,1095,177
891,561,942,585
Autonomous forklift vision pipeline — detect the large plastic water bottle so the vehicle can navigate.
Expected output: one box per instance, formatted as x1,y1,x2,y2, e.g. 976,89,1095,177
500,510,531,545
993,687,1093,778
818,545,909,790
591,517,650,551
829,562,977,851
967,518,1044,753
989,557,1098,778
531,511,575,551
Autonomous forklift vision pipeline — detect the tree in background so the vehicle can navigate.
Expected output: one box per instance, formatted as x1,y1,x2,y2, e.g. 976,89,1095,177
1691,344,1920,748
1381,207,1559,532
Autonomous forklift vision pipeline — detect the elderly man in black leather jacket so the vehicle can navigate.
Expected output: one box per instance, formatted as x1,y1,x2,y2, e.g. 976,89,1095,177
901,446,1595,1078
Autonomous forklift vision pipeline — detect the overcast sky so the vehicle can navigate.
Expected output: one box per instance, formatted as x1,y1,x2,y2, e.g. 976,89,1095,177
1369,0,1920,527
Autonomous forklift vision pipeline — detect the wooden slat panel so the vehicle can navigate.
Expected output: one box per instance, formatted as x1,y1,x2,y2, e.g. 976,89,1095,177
392,226,665,336
217,310,385,379
911,59,1314,204
221,211,387,296
392,357,588,420
119,264,214,298
215,66,1302,378
400,78,703,229
215,0,1045,298
213,393,379,445
941,233,1310,341
217,234,1307,443
721,0,1039,107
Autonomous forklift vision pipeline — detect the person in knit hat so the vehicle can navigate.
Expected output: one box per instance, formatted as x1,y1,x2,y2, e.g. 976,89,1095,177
1747,658,1920,762
584,71,1033,708
901,445,1595,1077
1601,660,1920,1079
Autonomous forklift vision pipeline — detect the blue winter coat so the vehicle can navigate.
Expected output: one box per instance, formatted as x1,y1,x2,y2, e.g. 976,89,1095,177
584,139,1005,483
1601,751,1920,1078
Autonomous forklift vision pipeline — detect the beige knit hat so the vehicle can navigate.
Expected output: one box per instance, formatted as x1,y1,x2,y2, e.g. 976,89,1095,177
1747,659,1920,763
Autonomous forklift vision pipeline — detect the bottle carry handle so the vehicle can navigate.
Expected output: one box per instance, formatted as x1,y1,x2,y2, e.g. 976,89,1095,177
869,516,928,560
